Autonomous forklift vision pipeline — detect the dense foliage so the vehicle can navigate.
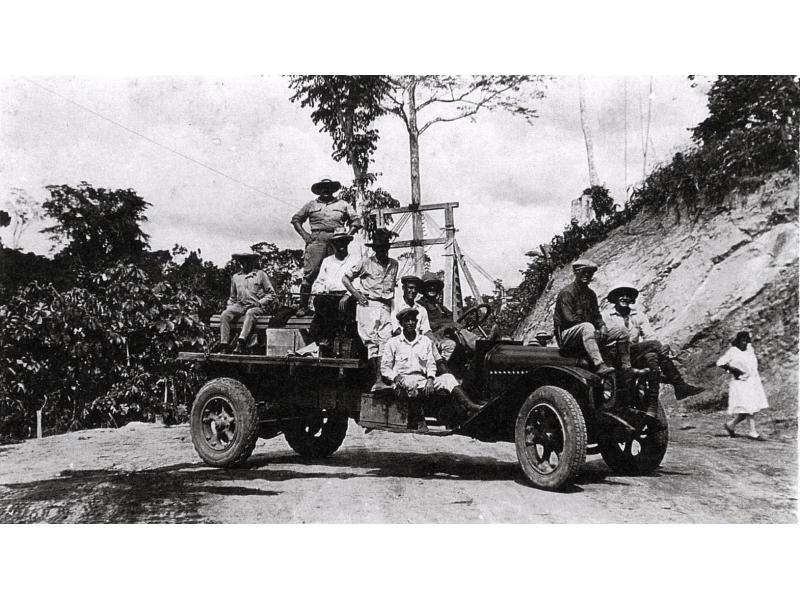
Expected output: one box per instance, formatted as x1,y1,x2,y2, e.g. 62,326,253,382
507,75,800,331
0,183,302,439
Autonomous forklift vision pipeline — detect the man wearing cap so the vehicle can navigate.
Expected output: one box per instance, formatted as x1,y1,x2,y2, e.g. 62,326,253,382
217,251,276,354
381,307,483,430
418,272,472,361
308,229,357,352
291,178,362,316
390,275,431,336
603,282,705,405
553,259,633,377
342,228,399,389
530,331,555,347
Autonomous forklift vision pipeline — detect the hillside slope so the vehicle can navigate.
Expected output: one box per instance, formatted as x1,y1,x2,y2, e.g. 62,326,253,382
516,170,799,419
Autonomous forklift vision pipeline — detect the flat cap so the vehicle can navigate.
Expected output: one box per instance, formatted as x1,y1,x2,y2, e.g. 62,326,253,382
572,258,599,272
401,275,423,287
395,307,419,322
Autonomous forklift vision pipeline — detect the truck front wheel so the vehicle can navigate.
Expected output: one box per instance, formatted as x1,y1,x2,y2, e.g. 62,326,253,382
284,410,348,458
515,386,587,490
190,377,260,468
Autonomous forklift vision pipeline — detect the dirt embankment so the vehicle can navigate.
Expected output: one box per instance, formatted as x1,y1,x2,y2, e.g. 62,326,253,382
0,418,795,524
516,171,799,419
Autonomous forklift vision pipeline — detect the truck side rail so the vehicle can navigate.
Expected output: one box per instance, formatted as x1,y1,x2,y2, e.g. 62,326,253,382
177,351,365,369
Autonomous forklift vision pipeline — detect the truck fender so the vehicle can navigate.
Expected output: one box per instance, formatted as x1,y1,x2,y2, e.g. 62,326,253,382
522,365,600,409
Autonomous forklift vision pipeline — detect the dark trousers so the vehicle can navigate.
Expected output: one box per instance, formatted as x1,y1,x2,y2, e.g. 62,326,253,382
630,340,684,384
309,292,355,343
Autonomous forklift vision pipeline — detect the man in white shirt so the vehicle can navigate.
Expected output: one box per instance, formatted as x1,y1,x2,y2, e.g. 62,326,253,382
308,230,355,352
381,307,482,430
602,282,705,416
342,228,399,389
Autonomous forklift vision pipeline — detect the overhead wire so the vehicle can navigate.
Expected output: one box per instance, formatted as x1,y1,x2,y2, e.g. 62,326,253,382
21,77,302,211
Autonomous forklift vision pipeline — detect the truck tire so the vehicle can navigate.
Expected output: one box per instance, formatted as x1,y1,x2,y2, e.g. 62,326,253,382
190,377,259,468
599,400,669,475
284,410,348,458
515,386,587,491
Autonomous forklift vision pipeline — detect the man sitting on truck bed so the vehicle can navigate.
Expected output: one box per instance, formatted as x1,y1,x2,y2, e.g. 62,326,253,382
308,229,357,354
215,251,276,354
381,307,482,431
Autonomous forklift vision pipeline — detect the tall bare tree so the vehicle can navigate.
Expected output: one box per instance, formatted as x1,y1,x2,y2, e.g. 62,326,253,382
380,75,548,273
578,76,600,187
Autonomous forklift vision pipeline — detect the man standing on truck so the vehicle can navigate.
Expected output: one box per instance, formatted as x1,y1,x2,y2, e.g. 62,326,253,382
381,307,482,430
342,228,399,390
554,259,637,378
308,229,356,354
291,178,362,316
602,282,705,410
216,251,276,354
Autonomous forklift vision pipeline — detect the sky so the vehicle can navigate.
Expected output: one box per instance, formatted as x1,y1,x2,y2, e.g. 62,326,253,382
0,75,710,290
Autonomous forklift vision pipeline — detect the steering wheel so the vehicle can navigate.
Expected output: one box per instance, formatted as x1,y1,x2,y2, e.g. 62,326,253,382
457,303,493,337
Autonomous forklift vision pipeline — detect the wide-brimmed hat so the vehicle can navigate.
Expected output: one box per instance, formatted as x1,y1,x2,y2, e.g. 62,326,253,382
311,178,341,195
365,228,395,248
231,251,260,260
396,307,419,322
330,230,353,244
606,281,640,304
420,272,444,291
534,330,553,339
401,275,423,287
572,258,599,272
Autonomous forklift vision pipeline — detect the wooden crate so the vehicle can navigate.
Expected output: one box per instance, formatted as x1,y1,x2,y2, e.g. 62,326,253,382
359,391,410,428
266,328,303,357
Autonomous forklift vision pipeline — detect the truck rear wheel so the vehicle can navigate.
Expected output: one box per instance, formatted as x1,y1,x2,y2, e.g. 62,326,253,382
599,400,669,475
284,410,348,458
515,386,587,490
190,377,259,468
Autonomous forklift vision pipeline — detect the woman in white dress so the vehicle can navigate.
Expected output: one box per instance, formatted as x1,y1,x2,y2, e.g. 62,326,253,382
716,331,769,440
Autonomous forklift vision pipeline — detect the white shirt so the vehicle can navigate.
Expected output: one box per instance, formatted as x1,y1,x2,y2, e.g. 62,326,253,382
601,306,655,344
312,253,354,294
390,299,431,335
381,332,437,381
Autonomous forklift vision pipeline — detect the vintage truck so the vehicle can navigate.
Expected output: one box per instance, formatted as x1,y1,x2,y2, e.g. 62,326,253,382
177,303,668,491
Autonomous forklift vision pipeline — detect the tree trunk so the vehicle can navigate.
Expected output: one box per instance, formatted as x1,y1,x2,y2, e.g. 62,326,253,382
406,78,425,276
578,76,600,188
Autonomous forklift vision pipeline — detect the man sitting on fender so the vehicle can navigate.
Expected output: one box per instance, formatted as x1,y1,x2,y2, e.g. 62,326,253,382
554,259,643,378
381,307,482,431
602,282,705,408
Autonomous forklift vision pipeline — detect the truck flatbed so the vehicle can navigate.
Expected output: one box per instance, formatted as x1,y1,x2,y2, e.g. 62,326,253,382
177,351,365,369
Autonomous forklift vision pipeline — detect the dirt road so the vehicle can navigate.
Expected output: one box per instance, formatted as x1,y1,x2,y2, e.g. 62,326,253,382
0,413,796,523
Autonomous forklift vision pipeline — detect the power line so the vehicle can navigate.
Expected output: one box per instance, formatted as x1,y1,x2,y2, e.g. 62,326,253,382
21,77,302,211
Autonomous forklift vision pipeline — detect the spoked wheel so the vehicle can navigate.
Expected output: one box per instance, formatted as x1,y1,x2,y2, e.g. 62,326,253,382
599,378,669,475
284,410,348,458
190,377,259,467
515,386,587,490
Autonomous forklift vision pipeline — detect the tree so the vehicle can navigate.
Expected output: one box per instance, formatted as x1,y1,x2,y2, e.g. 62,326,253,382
2,188,42,249
287,76,391,201
41,182,151,268
380,75,548,273
578,76,600,187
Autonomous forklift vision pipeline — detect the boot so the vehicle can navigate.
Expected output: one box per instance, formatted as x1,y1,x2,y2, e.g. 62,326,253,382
410,397,428,432
369,357,388,391
594,362,615,377
674,382,705,401
233,338,247,355
296,283,313,317
451,386,482,420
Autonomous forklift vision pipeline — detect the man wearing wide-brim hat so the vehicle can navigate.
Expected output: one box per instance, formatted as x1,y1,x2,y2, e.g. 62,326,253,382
417,272,481,362
553,258,636,378
602,281,704,412
342,228,399,389
216,251,276,354
291,178,362,316
308,229,357,352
